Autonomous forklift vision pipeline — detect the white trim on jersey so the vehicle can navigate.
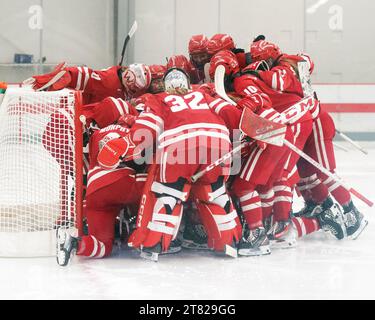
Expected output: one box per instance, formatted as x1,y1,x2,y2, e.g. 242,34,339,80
139,112,164,127
243,147,264,181
135,119,163,135
209,98,222,108
213,101,231,114
75,67,83,90
82,67,90,90
158,130,230,149
110,97,125,116
159,122,229,140
87,166,134,188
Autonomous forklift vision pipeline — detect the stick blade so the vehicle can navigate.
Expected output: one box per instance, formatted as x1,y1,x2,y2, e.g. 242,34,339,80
36,70,66,92
240,107,286,146
214,65,236,105
128,20,138,38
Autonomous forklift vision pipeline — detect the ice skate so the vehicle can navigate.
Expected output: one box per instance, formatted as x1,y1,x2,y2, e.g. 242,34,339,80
294,197,333,218
267,220,297,249
317,203,347,240
238,225,271,256
56,227,79,266
342,201,368,240
181,222,210,250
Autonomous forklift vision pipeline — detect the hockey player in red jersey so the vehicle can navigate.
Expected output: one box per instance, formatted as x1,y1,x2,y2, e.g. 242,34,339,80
189,34,210,70
188,34,211,84
207,34,252,69
25,62,152,104
208,51,347,254
97,68,242,259
249,36,368,239
56,100,147,266
167,35,210,85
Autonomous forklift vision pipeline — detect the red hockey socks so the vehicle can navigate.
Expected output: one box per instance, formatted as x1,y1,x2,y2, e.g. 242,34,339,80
239,191,263,229
77,235,111,258
292,217,320,238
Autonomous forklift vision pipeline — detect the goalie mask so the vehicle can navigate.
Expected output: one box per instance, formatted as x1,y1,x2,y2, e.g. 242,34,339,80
121,63,151,97
163,68,191,94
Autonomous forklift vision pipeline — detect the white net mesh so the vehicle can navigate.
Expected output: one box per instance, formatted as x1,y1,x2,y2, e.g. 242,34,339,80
0,87,81,257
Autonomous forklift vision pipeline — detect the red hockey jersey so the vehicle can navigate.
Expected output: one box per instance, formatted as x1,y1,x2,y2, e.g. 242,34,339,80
67,66,125,104
129,90,231,152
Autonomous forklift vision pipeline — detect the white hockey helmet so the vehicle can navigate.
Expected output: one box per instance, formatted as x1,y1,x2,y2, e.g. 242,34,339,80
121,63,151,96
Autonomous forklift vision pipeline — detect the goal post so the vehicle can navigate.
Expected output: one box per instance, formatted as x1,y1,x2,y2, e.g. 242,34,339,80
0,87,83,257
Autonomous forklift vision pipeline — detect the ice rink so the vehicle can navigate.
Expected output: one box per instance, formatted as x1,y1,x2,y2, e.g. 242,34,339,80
0,141,374,300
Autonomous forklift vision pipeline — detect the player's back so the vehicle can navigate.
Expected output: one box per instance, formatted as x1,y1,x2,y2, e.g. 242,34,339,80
148,90,230,149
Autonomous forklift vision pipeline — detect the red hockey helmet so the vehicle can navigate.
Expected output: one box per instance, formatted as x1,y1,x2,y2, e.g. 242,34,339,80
148,64,167,93
188,34,209,54
207,34,235,55
250,40,282,62
167,55,193,76
121,63,152,97
149,64,167,80
209,50,240,80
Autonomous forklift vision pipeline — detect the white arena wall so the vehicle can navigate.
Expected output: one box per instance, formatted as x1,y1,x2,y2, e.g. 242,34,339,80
1,0,375,138
315,84,375,140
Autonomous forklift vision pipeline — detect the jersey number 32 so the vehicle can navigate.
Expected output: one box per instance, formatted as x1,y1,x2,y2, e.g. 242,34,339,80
164,91,209,112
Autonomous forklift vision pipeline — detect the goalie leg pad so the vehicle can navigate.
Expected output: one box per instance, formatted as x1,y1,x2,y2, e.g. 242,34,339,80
129,177,191,253
192,177,241,251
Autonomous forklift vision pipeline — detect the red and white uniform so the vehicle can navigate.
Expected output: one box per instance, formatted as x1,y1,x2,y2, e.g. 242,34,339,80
65,66,125,104
126,89,241,253
77,124,146,259
82,96,138,129
267,55,351,206
129,90,232,184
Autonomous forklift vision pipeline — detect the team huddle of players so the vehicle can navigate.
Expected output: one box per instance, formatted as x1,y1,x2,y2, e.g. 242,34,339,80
26,33,368,265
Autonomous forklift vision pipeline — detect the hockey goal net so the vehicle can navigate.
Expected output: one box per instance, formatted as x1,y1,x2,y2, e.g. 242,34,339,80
0,87,83,257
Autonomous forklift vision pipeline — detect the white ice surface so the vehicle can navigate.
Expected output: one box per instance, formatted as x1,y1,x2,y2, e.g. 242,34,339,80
0,141,374,300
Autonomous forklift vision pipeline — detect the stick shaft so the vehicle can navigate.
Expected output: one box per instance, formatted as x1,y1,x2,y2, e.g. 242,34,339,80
190,142,247,182
336,129,368,155
283,139,373,207
119,21,137,66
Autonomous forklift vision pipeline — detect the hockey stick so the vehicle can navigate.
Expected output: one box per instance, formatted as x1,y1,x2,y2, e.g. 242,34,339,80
214,65,236,105
214,64,373,207
190,65,277,182
240,108,374,207
333,141,349,152
190,142,249,183
36,70,67,91
118,20,138,66
335,129,368,155
190,65,250,182
22,62,68,92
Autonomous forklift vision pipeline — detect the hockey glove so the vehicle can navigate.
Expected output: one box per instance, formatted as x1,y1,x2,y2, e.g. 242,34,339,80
23,62,72,91
97,135,132,170
117,114,136,128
